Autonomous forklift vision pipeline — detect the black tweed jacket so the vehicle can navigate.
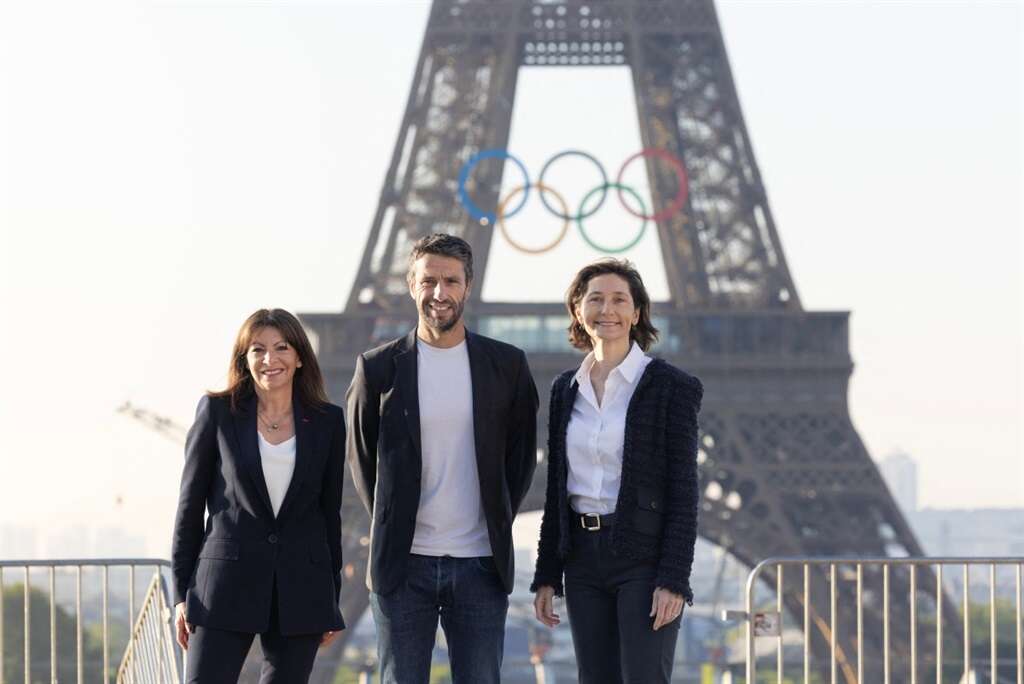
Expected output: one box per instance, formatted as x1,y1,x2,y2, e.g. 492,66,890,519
530,358,703,604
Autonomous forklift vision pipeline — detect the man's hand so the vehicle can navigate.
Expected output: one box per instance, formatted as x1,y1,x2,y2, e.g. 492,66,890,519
174,602,194,650
533,586,560,628
650,587,684,631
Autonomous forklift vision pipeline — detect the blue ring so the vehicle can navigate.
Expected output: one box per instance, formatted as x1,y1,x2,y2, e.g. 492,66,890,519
457,149,531,223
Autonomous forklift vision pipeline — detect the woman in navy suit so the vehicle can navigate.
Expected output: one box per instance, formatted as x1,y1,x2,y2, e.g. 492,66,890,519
171,308,346,683
531,260,703,684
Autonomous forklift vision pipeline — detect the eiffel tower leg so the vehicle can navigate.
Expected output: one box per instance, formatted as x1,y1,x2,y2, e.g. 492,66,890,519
691,317,959,680
633,30,802,311
629,35,711,309
346,17,522,313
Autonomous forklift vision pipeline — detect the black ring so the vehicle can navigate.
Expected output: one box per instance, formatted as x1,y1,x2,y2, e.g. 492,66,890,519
537,149,609,221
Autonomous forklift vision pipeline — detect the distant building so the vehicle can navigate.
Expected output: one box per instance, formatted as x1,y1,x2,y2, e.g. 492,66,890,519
46,525,93,558
879,451,918,515
911,508,1024,557
93,526,147,558
0,525,39,558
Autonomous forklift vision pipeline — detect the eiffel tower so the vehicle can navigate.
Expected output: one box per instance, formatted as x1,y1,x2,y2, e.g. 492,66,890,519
301,1,946,681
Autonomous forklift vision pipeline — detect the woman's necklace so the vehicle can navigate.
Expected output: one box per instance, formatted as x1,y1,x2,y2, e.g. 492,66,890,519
258,408,291,431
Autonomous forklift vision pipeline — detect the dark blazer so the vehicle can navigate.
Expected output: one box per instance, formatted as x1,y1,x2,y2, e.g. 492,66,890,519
171,393,346,636
531,358,703,603
346,329,539,596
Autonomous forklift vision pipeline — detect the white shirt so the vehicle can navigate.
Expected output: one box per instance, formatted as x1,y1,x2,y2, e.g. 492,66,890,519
566,342,653,515
410,339,492,557
258,432,296,518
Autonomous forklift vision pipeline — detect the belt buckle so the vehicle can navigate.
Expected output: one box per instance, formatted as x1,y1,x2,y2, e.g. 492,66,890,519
581,513,601,531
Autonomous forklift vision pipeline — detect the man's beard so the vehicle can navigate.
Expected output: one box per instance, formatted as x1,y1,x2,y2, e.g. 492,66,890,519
420,297,465,333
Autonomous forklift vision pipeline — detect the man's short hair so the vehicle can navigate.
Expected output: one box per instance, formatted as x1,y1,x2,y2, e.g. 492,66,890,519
406,233,474,284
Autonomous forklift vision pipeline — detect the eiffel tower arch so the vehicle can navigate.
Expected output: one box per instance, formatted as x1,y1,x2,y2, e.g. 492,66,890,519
301,1,945,680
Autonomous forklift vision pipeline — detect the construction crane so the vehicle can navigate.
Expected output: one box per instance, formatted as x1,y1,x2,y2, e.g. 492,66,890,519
117,401,187,445
113,402,187,508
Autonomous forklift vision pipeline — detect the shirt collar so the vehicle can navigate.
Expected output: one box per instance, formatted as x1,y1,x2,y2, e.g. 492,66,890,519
615,342,647,384
573,342,647,386
573,352,596,387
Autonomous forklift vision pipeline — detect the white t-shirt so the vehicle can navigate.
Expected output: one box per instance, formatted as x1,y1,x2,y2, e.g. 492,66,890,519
410,339,492,557
258,432,296,518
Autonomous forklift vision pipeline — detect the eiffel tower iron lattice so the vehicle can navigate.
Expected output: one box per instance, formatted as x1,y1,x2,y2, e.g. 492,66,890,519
301,1,948,681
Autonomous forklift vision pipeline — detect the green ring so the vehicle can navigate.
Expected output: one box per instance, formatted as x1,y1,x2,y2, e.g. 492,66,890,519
576,183,649,254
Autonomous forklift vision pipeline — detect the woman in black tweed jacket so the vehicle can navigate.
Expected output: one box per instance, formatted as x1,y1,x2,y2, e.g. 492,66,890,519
531,259,702,684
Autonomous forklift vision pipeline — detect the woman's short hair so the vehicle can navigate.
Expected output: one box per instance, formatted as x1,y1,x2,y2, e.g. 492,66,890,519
210,308,329,412
565,259,659,352
406,233,474,285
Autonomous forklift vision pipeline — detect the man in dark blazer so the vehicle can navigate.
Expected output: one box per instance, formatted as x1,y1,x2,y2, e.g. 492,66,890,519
346,233,538,684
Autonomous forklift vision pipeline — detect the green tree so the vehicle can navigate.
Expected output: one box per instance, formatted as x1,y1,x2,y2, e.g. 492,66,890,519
2,583,109,683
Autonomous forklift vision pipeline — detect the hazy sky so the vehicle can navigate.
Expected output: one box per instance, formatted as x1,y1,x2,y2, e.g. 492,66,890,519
0,1,1020,557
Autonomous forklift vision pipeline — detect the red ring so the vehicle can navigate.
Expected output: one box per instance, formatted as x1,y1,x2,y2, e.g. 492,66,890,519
614,148,689,222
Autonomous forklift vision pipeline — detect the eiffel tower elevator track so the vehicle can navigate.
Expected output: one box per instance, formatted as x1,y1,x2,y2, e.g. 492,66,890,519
300,2,948,681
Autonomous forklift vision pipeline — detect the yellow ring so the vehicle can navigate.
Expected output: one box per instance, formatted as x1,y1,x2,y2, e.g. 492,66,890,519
496,182,570,254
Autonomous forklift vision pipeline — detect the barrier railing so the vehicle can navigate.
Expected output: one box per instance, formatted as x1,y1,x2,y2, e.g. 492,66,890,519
732,556,1023,684
0,559,182,684
116,571,179,683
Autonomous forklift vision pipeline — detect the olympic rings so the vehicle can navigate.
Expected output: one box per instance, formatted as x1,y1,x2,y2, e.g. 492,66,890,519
497,182,571,254
455,147,689,254
537,149,608,221
457,149,531,224
577,183,648,254
615,148,689,222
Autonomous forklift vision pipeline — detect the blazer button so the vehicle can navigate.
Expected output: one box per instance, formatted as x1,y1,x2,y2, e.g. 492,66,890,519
650,501,659,510
268,534,279,544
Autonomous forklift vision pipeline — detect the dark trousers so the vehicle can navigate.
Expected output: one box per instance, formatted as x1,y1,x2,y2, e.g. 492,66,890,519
184,585,321,684
369,554,509,684
564,524,680,684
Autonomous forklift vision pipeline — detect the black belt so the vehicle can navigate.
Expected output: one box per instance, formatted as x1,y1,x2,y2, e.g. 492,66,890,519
573,511,616,531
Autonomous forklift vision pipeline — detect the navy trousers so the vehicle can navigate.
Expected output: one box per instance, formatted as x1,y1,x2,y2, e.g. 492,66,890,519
184,584,321,683
564,524,681,684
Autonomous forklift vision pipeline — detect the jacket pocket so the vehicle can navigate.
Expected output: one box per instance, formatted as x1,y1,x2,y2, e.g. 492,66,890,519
198,539,240,561
633,485,665,537
310,542,328,565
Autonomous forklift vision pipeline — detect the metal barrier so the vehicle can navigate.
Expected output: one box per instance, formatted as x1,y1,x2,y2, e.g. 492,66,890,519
0,559,183,684
116,571,179,684
734,557,1024,684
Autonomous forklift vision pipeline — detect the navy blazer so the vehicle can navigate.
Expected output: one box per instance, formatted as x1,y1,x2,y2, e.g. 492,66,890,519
345,330,539,596
532,359,702,603
171,393,346,635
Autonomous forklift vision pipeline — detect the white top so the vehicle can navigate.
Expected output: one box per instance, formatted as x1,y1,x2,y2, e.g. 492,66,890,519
566,342,653,515
410,339,491,557
258,432,296,518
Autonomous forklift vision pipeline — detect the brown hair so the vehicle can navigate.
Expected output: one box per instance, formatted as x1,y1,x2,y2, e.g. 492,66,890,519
406,233,474,285
565,259,659,352
209,308,329,412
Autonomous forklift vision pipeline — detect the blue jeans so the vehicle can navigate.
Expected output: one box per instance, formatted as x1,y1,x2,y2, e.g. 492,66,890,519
369,554,509,684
